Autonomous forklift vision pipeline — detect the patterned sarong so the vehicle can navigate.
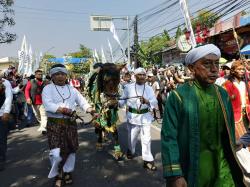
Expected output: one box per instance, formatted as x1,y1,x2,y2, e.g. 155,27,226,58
47,117,78,161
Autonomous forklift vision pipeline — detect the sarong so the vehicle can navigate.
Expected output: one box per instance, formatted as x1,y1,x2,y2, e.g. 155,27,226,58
47,118,78,162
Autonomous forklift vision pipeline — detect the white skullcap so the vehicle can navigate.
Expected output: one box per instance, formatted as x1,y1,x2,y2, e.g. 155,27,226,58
185,44,221,65
134,67,146,75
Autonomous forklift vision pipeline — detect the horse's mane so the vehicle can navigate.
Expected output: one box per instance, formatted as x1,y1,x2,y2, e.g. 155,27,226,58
97,63,120,93
87,72,98,98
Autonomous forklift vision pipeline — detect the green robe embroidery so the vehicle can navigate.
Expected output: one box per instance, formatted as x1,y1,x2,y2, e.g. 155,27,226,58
161,81,244,187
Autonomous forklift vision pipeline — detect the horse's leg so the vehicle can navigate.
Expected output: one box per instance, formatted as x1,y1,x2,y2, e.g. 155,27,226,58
112,127,123,160
96,127,103,151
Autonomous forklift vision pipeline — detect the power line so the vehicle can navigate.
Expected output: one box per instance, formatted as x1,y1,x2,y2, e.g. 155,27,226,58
139,0,245,39
139,0,249,42
14,5,89,15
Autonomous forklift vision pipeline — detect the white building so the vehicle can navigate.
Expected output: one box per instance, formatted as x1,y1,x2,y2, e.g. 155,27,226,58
0,57,18,70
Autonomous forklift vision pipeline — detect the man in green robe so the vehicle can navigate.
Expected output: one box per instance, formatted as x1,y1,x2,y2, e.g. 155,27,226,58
161,44,245,187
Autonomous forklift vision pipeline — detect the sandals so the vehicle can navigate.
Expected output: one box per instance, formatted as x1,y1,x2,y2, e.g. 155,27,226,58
64,172,73,185
54,175,64,187
143,161,157,171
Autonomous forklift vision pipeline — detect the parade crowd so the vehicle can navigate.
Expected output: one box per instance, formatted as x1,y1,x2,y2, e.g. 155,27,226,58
0,44,250,186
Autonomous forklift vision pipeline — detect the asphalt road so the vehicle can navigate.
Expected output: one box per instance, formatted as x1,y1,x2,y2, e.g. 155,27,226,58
0,112,165,187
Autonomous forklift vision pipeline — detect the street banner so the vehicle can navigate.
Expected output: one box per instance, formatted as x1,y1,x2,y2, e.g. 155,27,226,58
18,35,28,74
101,46,107,64
108,38,113,63
179,0,196,48
110,21,124,52
27,45,33,76
94,49,100,62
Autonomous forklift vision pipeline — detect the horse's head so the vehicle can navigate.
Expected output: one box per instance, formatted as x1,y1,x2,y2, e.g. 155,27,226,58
97,63,126,97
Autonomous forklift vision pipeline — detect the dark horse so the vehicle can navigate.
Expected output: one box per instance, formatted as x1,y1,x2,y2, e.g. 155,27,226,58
88,63,125,160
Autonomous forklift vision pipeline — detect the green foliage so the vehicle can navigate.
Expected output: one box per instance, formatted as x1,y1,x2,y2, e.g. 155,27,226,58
40,53,56,74
71,60,92,75
191,10,218,31
65,44,92,74
43,54,56,59
175,26,183,39
138,30,171,67
68,44,92,58
0,0,16,43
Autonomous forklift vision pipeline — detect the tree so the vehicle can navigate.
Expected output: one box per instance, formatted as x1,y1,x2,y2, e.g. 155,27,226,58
175,26,183,39
0,0,16,43
191,10,218,31
137,30,171,66
68,44,92,58
66,44,93,74
40,54,56,74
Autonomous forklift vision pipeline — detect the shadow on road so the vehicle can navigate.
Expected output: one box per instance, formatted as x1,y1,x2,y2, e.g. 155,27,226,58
0,123,165,187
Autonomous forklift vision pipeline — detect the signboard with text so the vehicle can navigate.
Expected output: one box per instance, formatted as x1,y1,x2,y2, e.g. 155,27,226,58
90,15,112,31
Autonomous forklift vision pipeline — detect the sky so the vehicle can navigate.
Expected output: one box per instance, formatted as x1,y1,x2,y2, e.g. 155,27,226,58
0,0,168,58
0,0,247,59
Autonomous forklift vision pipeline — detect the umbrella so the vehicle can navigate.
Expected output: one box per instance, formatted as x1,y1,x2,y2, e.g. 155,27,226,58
241,45,250,55
219,57,228,64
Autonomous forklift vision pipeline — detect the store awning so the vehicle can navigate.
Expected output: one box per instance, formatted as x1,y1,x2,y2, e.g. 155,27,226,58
241,45,250,55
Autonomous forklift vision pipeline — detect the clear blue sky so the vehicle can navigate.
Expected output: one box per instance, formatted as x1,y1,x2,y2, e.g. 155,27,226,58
0,0,247,58
0,0,168,58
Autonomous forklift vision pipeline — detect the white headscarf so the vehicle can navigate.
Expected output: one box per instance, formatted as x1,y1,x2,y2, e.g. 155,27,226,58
50,66,68,76
185,44,221,65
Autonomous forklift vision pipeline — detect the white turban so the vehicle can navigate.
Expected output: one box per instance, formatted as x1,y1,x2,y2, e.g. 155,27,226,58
185,44,221,65
134,67,146,75
50,67,68,76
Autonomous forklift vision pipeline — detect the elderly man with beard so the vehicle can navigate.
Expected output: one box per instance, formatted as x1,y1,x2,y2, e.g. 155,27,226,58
161,44,245,187
42,64,96,187
119,67,158,171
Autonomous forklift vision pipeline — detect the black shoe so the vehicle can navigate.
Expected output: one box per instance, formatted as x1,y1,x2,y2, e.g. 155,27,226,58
0,161,5,172
126,149,134,160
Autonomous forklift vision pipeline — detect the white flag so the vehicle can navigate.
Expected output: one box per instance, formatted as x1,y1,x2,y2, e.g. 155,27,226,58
33,52,40,72
110,21,124,52
107,39,113,63
94,49,100,62
24,41,29,75
179,0,196,48
18,35,28,74
27,45,33,76
101,47,107,64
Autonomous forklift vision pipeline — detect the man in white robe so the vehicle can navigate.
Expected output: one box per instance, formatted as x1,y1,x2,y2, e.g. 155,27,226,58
42,64,96,187
119,67,158,171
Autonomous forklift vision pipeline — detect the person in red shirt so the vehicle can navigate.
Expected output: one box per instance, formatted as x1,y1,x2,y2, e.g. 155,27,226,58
223,60,250,140
25,69,47,134
69,75,80,91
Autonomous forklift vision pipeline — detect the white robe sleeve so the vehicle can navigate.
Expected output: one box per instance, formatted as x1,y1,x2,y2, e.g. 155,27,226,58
147,86,158,109
42,85,60,113
3,79,13,114
75,89,91,112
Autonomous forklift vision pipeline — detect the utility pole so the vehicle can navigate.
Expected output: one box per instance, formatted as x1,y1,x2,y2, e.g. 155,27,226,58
133,15,139,68
126,16,131,65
